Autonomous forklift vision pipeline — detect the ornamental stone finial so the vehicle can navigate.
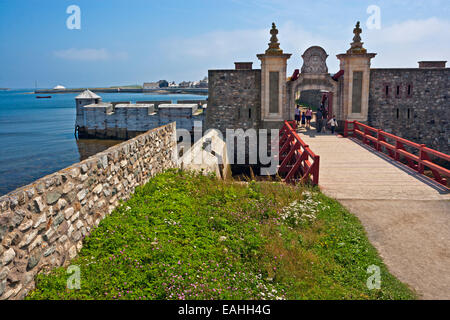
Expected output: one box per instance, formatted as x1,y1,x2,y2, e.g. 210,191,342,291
347,21,367,54
265,22,283,55
353,21,362,42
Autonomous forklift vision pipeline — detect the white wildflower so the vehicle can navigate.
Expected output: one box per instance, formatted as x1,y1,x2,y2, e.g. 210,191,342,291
279,192,319,227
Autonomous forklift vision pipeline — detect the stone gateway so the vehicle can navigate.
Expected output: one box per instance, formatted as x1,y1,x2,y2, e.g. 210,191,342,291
207,21,449,154
301,46,329,74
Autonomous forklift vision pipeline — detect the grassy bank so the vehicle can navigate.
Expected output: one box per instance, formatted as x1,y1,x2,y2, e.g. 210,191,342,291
27,170,415,300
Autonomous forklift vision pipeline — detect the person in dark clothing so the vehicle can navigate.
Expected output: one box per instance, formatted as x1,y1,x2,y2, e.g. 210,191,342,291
294,105,301,127
322,106,328,120
316,109,323,133
306,108,312,128
322,106,328,132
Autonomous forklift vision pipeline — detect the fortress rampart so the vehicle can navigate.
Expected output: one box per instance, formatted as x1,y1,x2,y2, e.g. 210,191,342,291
368,68,450,154
0,123,178,300
75,91,206,140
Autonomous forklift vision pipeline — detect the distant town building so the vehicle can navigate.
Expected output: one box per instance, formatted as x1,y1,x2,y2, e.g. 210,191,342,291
158,80,169,88
195,77,208,88
143,82,159,89
178,81,192,88
144,80,169,89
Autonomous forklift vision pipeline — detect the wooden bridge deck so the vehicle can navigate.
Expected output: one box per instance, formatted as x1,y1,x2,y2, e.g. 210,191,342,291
299,130,450,299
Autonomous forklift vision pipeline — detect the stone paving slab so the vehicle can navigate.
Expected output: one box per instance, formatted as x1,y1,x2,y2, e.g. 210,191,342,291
299,131,450,299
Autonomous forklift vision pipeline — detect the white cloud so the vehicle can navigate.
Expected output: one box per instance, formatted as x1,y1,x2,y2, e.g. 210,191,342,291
163,28,266,62
275,21,344,70
366,17,450,67
160,17,450,78
366,17,450,44
53,48,128,61
160,22,345,76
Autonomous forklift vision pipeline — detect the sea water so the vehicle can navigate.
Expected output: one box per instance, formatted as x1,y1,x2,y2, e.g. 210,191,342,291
0,89,205,196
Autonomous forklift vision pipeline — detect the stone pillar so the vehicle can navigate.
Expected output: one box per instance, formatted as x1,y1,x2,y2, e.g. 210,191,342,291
337,22,376,122
257,23,291,129
75,90,102,129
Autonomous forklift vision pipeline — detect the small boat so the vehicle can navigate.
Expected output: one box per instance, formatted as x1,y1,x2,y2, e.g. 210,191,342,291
36,96,52,99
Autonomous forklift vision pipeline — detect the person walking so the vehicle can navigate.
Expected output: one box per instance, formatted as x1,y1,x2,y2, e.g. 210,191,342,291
316,109,323,133
319,103,327,132
322,106,328,120
322,110,328,133
301,111,306,128
328,115,338,134
295,105,301,127
306,108,312,129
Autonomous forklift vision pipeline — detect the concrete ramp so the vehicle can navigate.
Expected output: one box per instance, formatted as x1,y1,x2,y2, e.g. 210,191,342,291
179,129,231,180
299,132,450,299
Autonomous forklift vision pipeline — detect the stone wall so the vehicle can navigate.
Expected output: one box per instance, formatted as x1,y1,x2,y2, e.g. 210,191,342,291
77,103,203,140
159,104,202,133
418,61,447,68
176,100,207,105
368,68,450,154
179,129,231,180
206,69,261,134
135,100,171,107
297,89,322,109
0,123,178,300
79,103,159,139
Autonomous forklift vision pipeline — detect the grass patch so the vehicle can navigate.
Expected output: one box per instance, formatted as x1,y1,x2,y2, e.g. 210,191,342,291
27,169,416,300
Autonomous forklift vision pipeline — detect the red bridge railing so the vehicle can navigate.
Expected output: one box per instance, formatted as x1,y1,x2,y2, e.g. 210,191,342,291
344,120,450,187
279,120,320,185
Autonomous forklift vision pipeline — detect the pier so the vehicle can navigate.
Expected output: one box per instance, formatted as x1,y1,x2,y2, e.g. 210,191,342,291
34,87,208,95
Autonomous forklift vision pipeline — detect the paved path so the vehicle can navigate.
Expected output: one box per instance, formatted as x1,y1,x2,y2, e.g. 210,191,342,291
298,128,450,299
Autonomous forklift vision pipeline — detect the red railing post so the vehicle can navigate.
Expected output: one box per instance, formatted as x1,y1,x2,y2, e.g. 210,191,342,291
363,127,368,145
312,155,320,185
395,141,401,161
278,120,320,186
376,129,382,151
341,121,449,188
419,144,426,174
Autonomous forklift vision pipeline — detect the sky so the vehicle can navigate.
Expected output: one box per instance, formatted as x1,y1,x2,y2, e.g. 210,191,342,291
0,0,449,88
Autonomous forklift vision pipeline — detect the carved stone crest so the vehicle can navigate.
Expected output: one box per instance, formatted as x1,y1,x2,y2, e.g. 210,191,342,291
301,46,329,74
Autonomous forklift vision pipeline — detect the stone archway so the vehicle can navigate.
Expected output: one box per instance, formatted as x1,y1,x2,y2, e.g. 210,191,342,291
288,75,338,118
286,46,340,121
